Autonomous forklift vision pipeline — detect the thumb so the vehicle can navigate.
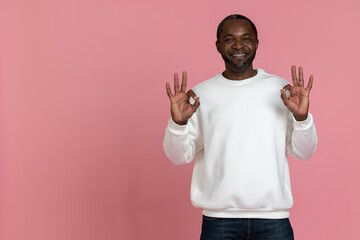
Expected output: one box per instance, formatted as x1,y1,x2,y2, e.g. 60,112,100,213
191,97,200,112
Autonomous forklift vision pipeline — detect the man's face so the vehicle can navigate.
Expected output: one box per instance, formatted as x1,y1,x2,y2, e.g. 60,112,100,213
216,19,259,73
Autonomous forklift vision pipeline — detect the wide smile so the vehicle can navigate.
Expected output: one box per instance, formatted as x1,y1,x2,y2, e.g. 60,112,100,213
229,53,249,60
231,53,246,57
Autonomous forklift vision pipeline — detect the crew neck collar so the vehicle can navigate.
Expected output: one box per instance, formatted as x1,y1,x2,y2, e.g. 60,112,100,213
217,68,263,85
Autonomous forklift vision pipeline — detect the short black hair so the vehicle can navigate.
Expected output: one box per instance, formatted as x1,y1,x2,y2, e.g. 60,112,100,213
217,14,258,42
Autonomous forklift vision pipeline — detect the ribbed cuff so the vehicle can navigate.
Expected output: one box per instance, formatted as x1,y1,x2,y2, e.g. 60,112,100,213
292,113,313,130
167,118,188,134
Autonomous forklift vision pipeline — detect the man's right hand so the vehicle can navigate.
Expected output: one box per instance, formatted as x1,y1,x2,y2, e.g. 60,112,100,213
166,71,200,125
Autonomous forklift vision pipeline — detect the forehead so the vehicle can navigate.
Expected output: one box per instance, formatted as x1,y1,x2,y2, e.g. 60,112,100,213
221,19,255,37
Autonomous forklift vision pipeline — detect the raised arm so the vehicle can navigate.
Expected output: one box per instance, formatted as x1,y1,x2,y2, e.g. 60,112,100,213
282,66,317,160
164,71,203,165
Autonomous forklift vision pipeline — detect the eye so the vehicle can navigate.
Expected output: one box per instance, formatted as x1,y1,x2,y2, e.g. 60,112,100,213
243,37,251,41
224,38,234,43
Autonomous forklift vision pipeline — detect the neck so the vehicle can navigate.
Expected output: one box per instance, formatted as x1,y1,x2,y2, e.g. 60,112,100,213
222,65,257,80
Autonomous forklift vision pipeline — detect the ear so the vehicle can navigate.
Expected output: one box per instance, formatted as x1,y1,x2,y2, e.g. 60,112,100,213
216,41,221,53
255,39,259,50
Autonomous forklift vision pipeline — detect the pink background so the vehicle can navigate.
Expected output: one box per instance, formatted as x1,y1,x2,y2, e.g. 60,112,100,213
1,0,359,239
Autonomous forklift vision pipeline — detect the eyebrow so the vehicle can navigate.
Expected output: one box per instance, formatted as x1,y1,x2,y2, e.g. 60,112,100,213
223,33,252,38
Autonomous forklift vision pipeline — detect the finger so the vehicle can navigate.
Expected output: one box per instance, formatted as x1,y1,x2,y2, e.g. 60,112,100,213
282,84,293,92
306,75,314,91
280,89,289,106
191,97,200,112
281,84,292,100
186,89,197,99
174,73,180,94
298,67,304,87
166,82,173,98
291,65,299,86
180,71,187,93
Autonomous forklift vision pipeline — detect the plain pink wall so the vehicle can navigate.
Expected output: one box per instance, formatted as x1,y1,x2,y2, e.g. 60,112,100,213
1,0,359,239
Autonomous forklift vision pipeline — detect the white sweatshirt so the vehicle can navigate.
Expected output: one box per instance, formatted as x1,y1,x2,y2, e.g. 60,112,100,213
163,69,317,218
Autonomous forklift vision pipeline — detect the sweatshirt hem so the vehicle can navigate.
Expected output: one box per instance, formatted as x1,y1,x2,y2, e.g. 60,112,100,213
202,209,290,219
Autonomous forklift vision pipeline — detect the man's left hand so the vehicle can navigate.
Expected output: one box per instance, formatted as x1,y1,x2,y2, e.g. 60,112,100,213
281,65,314,121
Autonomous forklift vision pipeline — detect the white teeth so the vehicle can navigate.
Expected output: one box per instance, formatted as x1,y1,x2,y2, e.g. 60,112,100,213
232,54,245,57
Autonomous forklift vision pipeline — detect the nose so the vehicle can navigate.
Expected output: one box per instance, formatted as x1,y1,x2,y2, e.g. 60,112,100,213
232,39,244,49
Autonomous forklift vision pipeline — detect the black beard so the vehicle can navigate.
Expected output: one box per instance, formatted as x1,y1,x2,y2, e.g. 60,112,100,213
221,50,256,73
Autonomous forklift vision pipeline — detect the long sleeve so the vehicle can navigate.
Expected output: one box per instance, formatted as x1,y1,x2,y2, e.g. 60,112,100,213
286,112,318,161
163,113,203,165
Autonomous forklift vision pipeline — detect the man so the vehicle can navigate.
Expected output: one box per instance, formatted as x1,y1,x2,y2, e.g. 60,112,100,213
163,14,317,240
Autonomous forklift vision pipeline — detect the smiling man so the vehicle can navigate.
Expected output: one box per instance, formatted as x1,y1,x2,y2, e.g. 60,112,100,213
163,14,317,240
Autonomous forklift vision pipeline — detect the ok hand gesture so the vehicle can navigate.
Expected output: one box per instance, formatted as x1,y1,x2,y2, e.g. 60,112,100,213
281,65,314,121
166,71,200,125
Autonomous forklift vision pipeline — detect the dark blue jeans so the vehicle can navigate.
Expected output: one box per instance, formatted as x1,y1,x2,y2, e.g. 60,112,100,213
200,215,294,240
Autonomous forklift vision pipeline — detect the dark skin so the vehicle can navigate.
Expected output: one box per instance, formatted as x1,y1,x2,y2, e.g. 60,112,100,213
166,19,314,124
281,66,313,121
216,19,259,80
165,72,199,125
